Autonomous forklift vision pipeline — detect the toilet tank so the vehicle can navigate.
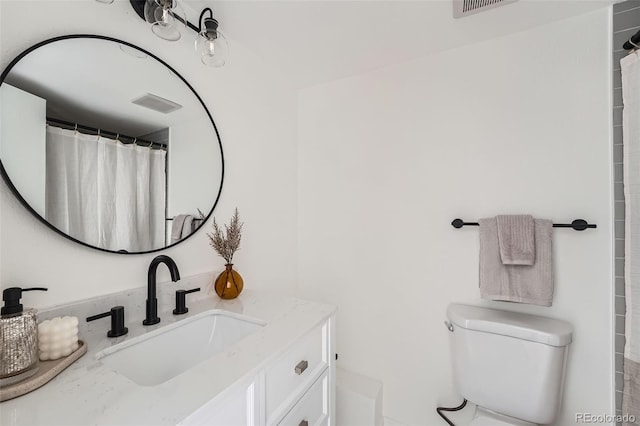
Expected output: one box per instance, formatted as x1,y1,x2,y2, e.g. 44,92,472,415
446,304,573,425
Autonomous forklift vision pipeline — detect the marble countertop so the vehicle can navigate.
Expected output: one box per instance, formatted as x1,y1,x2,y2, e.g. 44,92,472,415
0,273,336,426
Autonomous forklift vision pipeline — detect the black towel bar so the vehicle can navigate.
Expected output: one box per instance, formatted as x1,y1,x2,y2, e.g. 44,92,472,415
451,218,597,231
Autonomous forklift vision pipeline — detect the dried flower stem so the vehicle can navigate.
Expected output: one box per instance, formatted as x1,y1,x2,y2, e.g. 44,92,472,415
207,208,243,264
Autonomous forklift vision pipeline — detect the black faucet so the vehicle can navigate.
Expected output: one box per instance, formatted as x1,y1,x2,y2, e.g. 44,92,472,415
143,255,180,325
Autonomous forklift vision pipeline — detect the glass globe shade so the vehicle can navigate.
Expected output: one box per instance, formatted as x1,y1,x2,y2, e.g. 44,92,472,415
195,30,228,68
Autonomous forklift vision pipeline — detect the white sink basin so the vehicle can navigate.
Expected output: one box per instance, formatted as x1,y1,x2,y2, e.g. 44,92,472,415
96,311,265,386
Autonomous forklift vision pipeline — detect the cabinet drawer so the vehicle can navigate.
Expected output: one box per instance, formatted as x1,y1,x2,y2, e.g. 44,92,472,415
278,371,329,426
266,322,328,420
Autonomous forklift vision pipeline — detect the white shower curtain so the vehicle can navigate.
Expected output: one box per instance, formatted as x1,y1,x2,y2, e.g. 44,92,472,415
623,51,640,422
45,126,166,252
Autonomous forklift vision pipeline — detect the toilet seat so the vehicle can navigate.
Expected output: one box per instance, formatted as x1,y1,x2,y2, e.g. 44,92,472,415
469,407,538,426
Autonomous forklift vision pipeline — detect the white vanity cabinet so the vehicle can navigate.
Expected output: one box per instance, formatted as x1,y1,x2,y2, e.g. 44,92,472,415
0,288,337,426
180,316,335,426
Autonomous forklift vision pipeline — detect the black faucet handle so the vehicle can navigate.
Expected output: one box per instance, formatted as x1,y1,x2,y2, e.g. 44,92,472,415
173,288,201,315
87,306,128,337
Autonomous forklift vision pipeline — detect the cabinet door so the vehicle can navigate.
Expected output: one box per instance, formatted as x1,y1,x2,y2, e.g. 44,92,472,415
179,380,258,426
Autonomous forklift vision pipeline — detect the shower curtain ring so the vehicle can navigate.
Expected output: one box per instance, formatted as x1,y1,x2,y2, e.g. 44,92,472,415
74,123,78,134
133,138,137,146
630,39,640,52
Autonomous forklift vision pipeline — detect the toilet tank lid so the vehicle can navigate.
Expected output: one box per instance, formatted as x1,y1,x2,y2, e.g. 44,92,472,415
447,304,573,347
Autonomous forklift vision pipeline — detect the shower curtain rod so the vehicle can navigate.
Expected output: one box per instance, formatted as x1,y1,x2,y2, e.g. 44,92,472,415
46,117,167,150
623,28,640,50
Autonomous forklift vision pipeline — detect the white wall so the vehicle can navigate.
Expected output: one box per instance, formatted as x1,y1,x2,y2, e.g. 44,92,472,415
0,0,298,308
0,83,46,216
298,9,613,426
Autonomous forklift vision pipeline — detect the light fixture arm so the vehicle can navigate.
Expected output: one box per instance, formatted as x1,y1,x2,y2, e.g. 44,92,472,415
178,15,200,34
198,8,214,32
129,0,211,34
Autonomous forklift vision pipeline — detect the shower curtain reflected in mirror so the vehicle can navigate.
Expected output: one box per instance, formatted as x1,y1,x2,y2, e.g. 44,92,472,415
622,51,640,423
45,125,166,252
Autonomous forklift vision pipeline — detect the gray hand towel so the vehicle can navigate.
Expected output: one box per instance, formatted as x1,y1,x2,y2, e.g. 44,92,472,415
496,215,535,265
171,215,188,243
181,215,194,239
479,217,553,306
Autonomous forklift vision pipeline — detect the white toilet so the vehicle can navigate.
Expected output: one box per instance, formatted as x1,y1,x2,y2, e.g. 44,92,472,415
446,303,573,426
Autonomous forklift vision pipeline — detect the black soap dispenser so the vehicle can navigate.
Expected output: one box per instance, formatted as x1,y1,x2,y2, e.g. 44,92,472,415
0,287,48,384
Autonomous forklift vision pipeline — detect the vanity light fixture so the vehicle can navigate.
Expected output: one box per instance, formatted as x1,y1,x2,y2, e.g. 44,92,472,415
144,0,186,42
98,0,229,67
194,8,228,67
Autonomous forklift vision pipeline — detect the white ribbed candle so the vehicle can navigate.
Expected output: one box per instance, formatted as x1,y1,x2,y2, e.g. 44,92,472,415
38,316,79,361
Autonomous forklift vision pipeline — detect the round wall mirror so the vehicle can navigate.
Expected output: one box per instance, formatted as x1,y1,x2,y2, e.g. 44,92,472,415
0,35,224,254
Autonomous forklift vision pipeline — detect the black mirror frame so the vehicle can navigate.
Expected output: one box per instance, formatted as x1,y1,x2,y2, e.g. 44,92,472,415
0,34,225,255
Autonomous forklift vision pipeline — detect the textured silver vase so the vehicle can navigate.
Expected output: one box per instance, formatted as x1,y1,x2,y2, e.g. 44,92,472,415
0,310,39,383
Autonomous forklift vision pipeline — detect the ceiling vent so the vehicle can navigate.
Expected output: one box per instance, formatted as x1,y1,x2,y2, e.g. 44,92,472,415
131,93,182,114
453,0,517,18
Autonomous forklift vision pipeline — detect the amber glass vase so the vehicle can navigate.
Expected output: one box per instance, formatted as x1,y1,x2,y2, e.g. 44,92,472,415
214,264,244,299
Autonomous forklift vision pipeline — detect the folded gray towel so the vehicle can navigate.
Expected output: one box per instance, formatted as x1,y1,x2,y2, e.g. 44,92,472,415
479,217,553,306
496,215,535,265
181,215,194,239
171,215,188,243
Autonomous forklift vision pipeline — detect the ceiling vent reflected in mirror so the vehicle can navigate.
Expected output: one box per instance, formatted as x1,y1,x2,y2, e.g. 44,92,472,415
132,93,183,114
453,0,517,18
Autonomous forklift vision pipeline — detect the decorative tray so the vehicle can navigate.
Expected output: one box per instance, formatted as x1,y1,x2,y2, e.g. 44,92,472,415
0,340,87,402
